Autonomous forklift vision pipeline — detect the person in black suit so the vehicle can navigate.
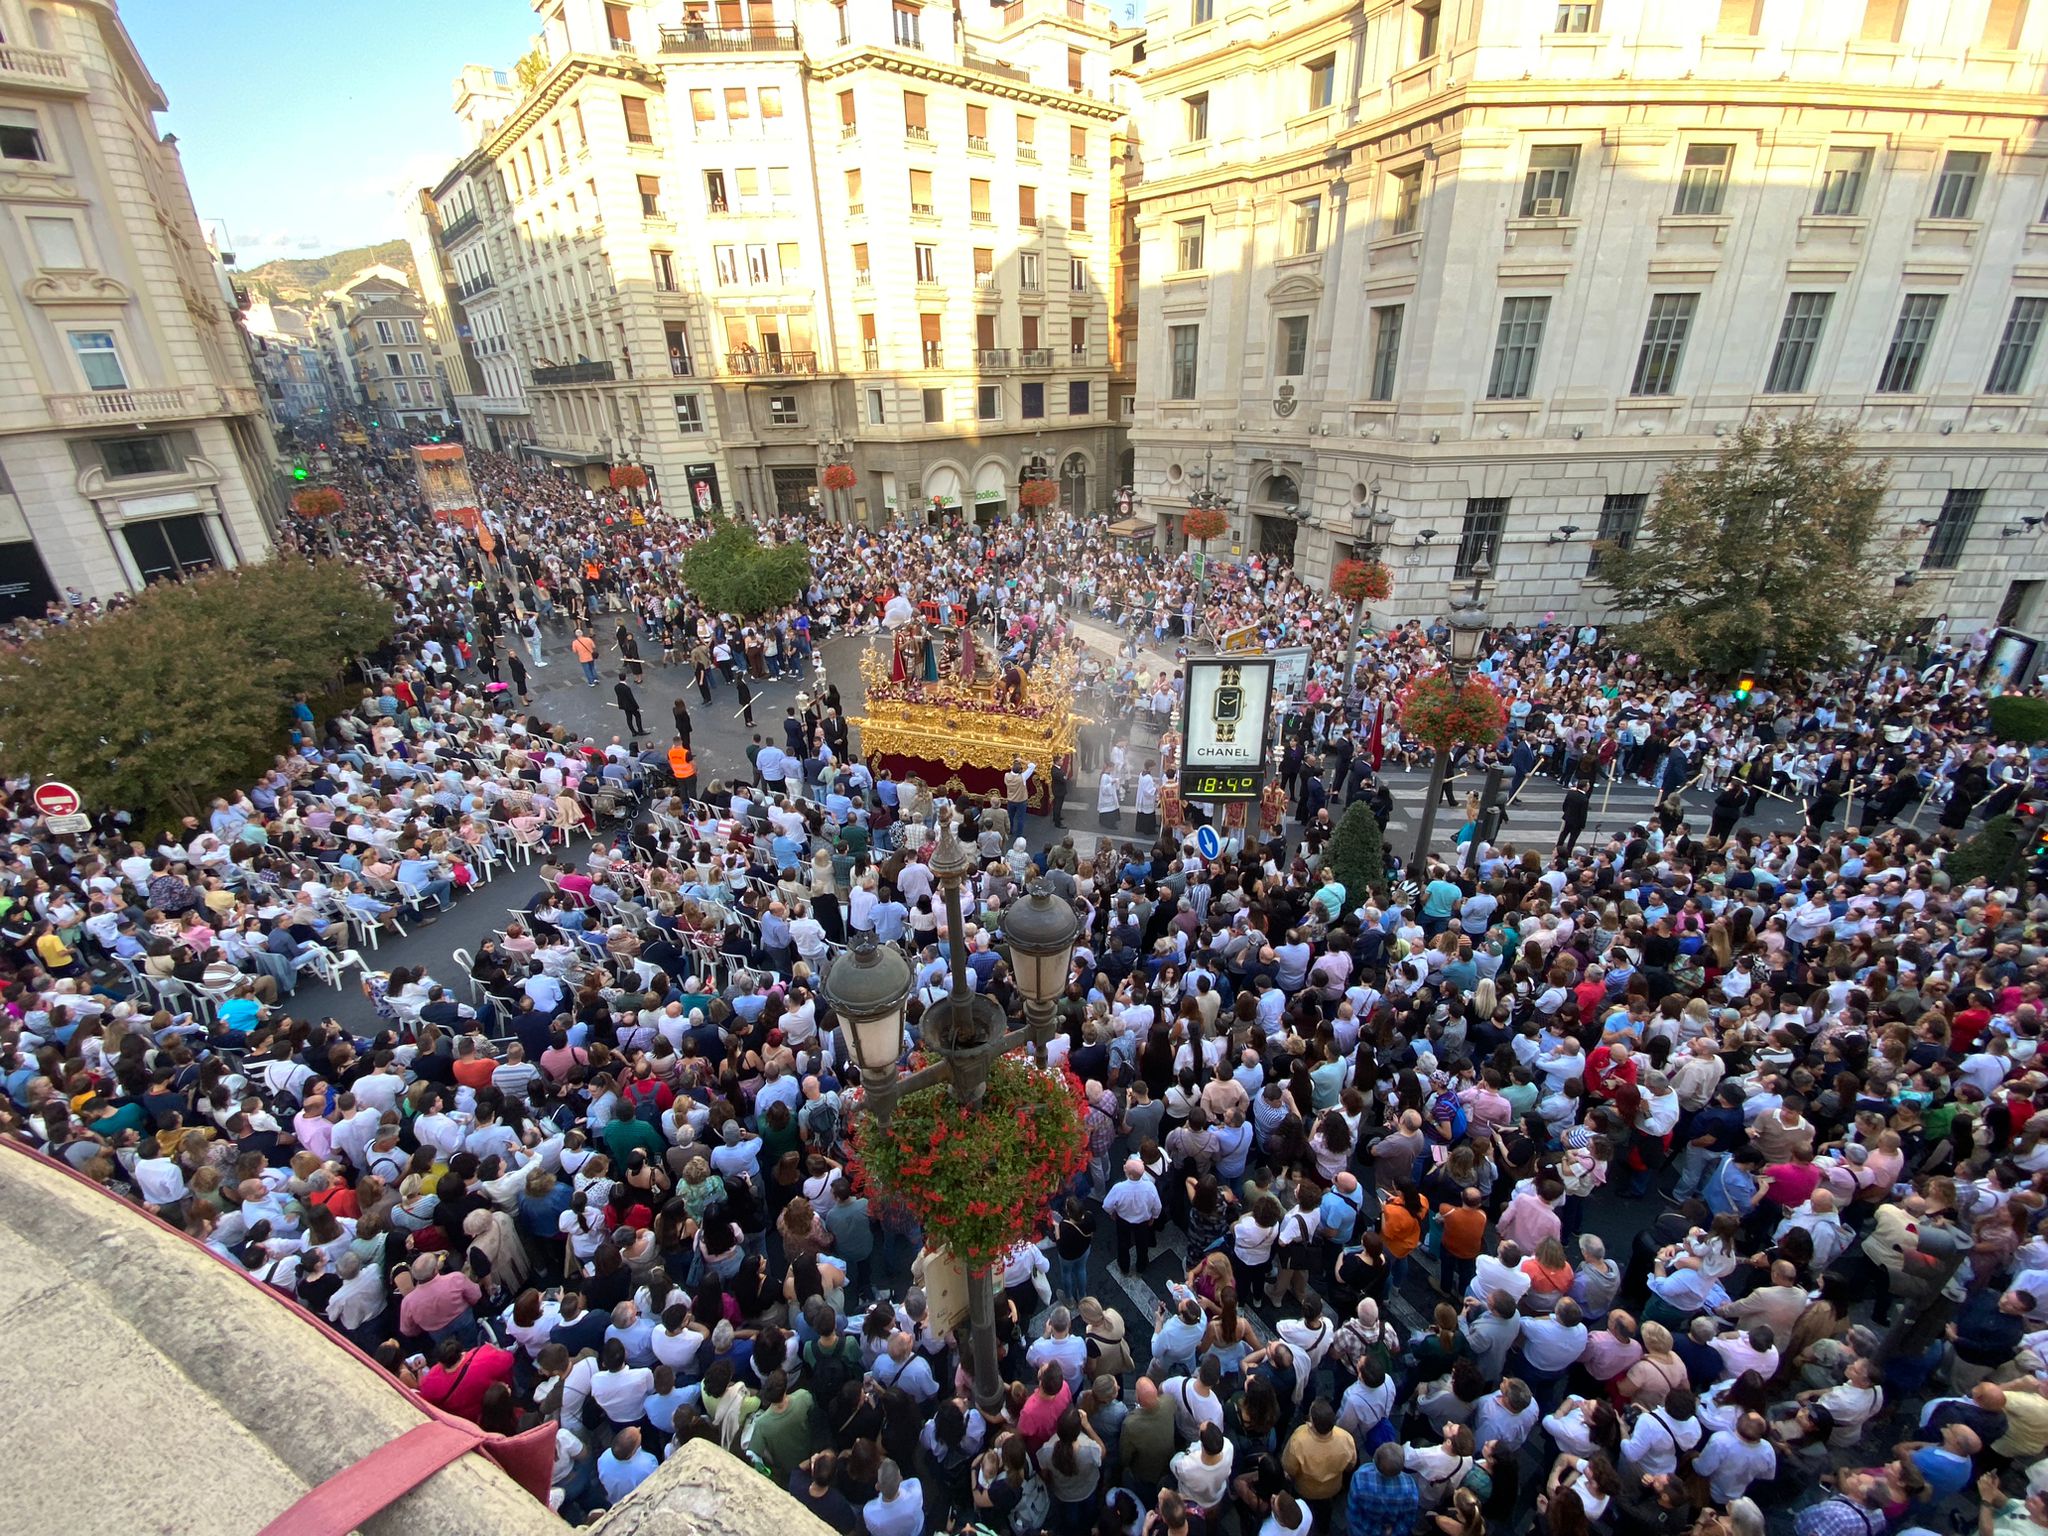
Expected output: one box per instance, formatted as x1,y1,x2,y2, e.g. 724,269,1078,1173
1556,781,1591,857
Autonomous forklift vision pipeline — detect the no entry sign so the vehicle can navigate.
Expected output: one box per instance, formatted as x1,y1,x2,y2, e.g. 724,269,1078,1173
32,782,80,818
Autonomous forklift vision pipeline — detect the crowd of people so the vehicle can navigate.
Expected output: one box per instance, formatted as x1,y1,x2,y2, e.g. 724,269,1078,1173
4,440,2048,1536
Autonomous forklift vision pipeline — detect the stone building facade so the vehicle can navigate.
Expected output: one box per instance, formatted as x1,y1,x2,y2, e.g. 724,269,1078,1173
0,0,278,611
1126,0,2048,630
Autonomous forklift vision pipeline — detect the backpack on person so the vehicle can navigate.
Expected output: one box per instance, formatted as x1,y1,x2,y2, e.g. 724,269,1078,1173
803,1333,862,1410
1008,1473,1052,1536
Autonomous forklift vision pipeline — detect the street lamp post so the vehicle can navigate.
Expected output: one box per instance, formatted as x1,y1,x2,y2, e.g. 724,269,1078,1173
1409,559,1492,872
1339,479,1396,709
822,818,1080,1422
1186,448,1233,629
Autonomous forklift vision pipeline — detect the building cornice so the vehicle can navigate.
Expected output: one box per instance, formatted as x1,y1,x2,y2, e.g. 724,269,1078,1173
1131,75,2048,207
484,54,661,161
806,47,1126,120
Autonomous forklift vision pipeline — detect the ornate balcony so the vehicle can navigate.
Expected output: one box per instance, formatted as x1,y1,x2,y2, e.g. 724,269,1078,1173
727,350,819,376
659,24,800,52
530,360,615,387
46,385,225,425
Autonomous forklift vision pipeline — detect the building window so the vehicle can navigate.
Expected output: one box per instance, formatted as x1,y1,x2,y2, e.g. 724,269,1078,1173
1521,145,1578,217
1923,487,1984,571
1305,55,1336,111
724,87,751,120
1485,297,1548,399
27,216,85,268
1019,185,1037,225
1193,0,1213,19
606,2,633,47
1390,166,1423,235
653,249,677,290
746,244,772,283
1673,144,1732,215
1415,0,1441,59
638,175,662,217
395,380,411,402
1456,498,1507,579
1716,0,1763,33
1813,146,1871,216
1184,93,1209,143
692,88,716,125
622,96,654,144
1985,0,2028,47
1369,305,1404,400
866,388,885,424
1169,324,1199,399
1860,0,1906,41
123,516,217,584
893,1,922,47
1589,493,1644,576
376,320,394,344
98,436,176,478
1554,3,1596,31
1629,293,1699,396
1022,382,1046,418
1069,381,1090,415
1277,315,1310,376
769,394,799,426
977,385,1001,421
759,87,782,119
0,109,46,162
1068,46,1084,89
1877,293,1945,393
1291,195,1322,255
410,352,429,375
909,168,935,215
68,330,127,391
1070,257,1087,292
1987,296,2048,395
1176,217,1205,271
401,320,419,342
1069,191,1087,231
913,244,937,282
1763,291,1832,394
1930,150,1988,220
674,394,704,432
1020,251,1040,290
665,325,693,376
1119,392,1136,418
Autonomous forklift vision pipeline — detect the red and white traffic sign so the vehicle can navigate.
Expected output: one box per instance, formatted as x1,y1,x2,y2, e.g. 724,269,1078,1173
31,782,81,818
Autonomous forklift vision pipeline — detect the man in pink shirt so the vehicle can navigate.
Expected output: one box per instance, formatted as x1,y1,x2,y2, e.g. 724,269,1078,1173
1017,1362,1072,1454
1498,1178,1564,1254
397,1253,483,1345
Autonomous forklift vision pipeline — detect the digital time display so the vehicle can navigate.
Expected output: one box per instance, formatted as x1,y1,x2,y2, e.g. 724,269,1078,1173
1180,770,1265,800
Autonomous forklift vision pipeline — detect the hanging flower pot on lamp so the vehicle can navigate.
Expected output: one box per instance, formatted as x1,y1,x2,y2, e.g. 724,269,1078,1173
1396,669,1509,756
1018,477,1058,511
1183,506,1228,544
292,487,344,521
821,462,857,492
609,464,648,492
1331,557,1394,606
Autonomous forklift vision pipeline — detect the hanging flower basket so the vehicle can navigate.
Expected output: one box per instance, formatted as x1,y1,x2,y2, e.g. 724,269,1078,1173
1331,557,1394,606
1397,670,1508,755
1183,506,1229,543
291,487,344,520
1018,478,1059,509
821,462,857,492
609,464,648,491
848,1054,1089,1267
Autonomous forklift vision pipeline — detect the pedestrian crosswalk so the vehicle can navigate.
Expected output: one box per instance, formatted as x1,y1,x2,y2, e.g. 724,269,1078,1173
1370,766,1801,860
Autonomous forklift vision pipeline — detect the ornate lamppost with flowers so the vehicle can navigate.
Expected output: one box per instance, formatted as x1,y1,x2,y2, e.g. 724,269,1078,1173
1402,559,1504,868
1333,479,1398,705
291,485,346,557
824,813,1083,1421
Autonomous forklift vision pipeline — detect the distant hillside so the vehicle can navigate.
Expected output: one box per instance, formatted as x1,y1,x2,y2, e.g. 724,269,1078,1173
240,239,417,302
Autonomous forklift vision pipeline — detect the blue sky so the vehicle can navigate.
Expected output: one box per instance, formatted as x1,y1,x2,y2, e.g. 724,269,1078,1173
124,0,539,265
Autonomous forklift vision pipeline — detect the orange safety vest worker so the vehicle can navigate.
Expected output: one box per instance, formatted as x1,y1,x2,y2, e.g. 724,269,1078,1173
668,745,696,784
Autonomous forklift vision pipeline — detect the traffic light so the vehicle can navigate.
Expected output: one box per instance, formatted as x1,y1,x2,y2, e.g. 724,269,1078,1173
1734,676,1754,705
291,463,309,482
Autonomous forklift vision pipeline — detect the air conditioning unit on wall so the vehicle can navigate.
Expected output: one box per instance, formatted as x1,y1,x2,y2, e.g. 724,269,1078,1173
1530,197,1563,218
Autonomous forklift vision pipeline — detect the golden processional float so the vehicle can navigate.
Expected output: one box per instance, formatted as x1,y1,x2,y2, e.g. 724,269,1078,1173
850,617,1080,816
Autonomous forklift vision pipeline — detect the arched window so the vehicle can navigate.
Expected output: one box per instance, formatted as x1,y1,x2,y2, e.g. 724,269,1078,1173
1262,473,1299,510
1060,453,1089,516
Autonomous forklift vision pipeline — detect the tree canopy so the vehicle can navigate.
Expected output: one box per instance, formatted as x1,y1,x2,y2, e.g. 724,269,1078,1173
679,521,811,618
0,559,390,835
1594,419,1905,675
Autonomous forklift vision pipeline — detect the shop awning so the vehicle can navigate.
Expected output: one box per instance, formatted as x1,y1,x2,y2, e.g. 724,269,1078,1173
1106,516,1157,538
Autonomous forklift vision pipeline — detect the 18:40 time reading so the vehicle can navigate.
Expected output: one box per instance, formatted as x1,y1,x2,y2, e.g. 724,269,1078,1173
1181,772,1262,798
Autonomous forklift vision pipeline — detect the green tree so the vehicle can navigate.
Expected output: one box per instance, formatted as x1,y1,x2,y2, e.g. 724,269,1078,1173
1946,813,2024,888
1989,695,2048,745
680,522,811,617
1325,800,1387,912
0,561,391,834
1595,419,1905,675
